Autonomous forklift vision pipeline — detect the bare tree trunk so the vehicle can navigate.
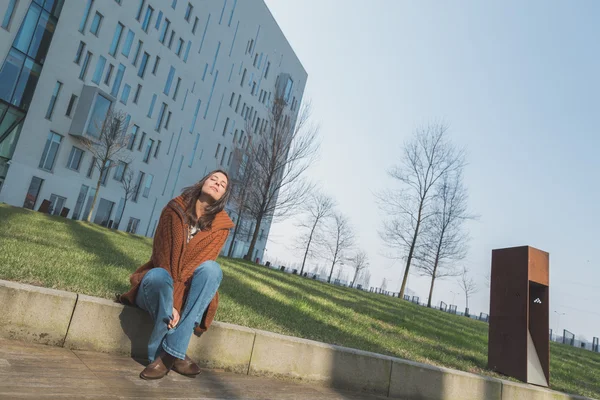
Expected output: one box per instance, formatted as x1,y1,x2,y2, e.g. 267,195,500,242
328,260,336,283
86,176,103,222
352,269,360,287
228,215,243,257
246,214,264,262
300,218,318,275
427,230,444,307
399,202,423,298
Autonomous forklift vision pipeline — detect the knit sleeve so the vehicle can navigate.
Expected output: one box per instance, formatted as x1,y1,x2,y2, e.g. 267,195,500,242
151,208,183,280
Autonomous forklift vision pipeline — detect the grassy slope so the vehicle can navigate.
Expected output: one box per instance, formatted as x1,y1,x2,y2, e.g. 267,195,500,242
0,204,598,398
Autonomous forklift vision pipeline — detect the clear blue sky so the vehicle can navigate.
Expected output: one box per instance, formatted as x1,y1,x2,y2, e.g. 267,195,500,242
263,0,600,341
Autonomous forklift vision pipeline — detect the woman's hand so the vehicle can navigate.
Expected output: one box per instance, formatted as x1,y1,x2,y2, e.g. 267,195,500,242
168,308,180,329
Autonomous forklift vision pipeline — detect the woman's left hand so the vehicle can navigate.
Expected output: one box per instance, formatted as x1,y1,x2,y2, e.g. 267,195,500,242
168,308,180,329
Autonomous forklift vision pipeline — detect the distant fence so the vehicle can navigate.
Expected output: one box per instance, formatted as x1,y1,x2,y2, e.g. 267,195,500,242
449,305,458,315
563,330,575,346
440,301,448,312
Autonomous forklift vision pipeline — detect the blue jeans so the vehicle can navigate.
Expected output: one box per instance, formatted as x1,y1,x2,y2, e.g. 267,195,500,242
135,261,223,361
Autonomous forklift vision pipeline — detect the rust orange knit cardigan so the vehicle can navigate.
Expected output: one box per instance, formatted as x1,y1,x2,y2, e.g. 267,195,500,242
118,195,234,333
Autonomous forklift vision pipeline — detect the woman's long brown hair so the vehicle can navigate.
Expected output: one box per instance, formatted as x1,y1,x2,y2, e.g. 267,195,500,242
180,169,232,231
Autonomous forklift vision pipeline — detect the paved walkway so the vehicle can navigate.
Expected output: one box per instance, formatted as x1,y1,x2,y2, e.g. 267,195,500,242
0,338,394,399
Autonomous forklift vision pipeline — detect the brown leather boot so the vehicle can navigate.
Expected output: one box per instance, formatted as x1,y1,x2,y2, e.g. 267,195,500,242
140,351,176,380
172,354,201,377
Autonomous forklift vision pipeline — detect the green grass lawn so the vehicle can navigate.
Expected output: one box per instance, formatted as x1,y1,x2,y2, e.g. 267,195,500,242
0,203,598,398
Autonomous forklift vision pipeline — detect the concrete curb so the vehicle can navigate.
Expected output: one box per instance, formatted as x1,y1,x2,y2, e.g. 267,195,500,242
0,280,595,400
0,280,76,346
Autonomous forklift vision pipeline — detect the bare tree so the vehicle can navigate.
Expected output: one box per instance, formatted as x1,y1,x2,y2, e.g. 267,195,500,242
325,213,355,283
379,123,465,299
416,171,473,307
115,167,137,230
458,267,479,310
350,250,369,288
381,278,388,292
227,147,257,257
243,92,320,261
80,108,130,222
297,192,334,275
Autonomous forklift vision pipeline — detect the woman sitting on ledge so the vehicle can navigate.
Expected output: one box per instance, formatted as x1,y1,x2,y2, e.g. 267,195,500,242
118,169,234,380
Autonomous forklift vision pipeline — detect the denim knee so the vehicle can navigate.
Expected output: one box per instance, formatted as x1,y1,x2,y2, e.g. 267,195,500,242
194,261,223,282
143,268,173,289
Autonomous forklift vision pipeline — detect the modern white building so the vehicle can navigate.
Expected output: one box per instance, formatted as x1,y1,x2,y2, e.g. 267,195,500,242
0,0,307,262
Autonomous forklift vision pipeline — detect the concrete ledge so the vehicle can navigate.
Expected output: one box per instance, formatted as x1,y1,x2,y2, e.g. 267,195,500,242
187,321,256,374
501,380,592,400
389,358,502,400
0,280,77,346
63,294,153,357
248,329,392,396
63,295,256,374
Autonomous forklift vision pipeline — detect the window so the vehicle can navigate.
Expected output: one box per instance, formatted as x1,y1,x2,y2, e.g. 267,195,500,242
71,184,89,220
133,171,145,202
109,22,124,57
235,95,241,112
264,61,270,78
49,194,67,216
79,51,92,80
148,94,156,117
138,131,146,151
284,77,294,101
113,160,127,181
2,0,18,30
222,118,229,136
227,151,233,166
45,81,62,120
93,198,115,226
220,147,227,165
176,38,184,56
152,56,160,75
39,131,62,171
138,52,149,78
110,63,125,97
189,134,200,167
190,99,201,132
229,92,235,107
121,29,135,57
128,125,138,150
240,68,246,87
132,40,143,66
67,147,84,171
142,174,153,197
192,17,199,34
168,30,175,49
66,94,78,117
164,111,172,129
100,160,112,185
104,64,114,85
126,217,140,233
86,94,112,138
155,103,167,131
86,156,96,178
23,176,44,210
120,84,131,104
154,140,161,158
172,78,181,100
131,84,141,105
135,0,145,21
79,0,94,32
155,10,163,30
185,3,193,21
90,12,103,36
141,6,153,32
214,143,221,158
251,81,256,95
171,0,177,9
233,130,238,143
253,53,258,67
183,41,191,62
91,55,106,84
211,42,221,74
159,18,170,43
164,66,175,95
74,41,86,64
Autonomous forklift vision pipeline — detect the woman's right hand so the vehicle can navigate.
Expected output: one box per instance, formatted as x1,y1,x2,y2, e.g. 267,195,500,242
168,308,180,329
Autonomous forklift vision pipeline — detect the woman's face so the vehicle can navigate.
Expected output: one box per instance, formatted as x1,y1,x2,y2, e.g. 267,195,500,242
201,172,228,202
